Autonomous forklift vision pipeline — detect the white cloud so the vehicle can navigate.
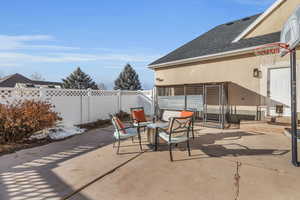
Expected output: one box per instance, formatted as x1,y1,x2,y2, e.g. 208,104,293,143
0,63,20,67
0,52,159,66
0,34,79,51
21,45,80,51
233,0,274,6
0,34,160,67
0,35,54,41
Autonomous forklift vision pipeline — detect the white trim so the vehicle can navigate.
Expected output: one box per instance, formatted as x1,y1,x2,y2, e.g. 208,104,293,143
149,45,263,69
232,0,286,43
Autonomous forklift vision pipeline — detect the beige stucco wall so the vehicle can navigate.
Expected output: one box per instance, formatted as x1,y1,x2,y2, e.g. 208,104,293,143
154,50,300,113
154,54,264,111
155,53,285,92
245,0,300,39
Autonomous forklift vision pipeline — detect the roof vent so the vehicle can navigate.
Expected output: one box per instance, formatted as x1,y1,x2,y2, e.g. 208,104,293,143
242,17,251,21
226,22,234,26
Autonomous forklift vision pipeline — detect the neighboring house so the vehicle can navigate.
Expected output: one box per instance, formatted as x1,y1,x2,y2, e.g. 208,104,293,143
0,73,62,88
149,0,300,124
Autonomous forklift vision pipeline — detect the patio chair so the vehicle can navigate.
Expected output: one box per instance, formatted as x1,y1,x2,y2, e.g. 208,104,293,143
159,109,195,139
180,110,195,139
111,115,143,154
156,116,193,161
130,107,154,134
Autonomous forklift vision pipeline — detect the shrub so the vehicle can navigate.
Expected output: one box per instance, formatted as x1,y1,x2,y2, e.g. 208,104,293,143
0,100,61,143
116,110,130,121
77,119,111,130
77,111,130,131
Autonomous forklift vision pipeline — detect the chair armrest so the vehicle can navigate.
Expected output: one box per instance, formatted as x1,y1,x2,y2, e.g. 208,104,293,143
169,116,193,121
118,126,135,132
157,127,169,134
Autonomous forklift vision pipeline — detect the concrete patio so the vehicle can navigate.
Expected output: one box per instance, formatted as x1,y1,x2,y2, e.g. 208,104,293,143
0,122,300,200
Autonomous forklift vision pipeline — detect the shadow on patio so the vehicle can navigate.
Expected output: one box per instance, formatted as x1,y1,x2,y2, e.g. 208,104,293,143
0,145,97,200
0,127,125,200
154,131,290,161
0,127,291,200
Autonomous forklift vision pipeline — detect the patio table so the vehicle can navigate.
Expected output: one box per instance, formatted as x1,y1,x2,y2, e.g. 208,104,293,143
147,122,169,151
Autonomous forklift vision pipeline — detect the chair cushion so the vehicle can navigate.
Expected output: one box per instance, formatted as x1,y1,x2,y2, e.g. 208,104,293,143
159,131,188,144
114,128,138,139
132,110,147,122
114,117,126,134
147,122,169,129
161,110,181,122
180,111,193,117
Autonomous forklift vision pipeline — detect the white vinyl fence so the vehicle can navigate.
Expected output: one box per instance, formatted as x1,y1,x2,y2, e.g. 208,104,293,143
0,88,154,125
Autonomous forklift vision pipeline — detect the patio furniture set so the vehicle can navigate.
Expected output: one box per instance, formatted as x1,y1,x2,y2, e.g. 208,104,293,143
111,107,195,161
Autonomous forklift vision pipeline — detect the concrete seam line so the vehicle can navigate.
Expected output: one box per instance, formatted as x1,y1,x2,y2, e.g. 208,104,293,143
234,161,242,200
62,152,144,200
212,155,281,173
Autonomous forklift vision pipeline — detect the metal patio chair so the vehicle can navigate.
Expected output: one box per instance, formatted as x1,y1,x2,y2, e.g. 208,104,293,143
130,107,154,141
180,110,195,139
130,107,154,128
111,115,143,154
156,116,193,161
158,109,195,139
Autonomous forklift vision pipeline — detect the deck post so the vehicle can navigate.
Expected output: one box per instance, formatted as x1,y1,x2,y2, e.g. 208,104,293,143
184,85,187,110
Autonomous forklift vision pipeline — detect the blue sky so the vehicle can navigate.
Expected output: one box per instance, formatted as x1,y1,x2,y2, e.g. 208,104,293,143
0,0,274,89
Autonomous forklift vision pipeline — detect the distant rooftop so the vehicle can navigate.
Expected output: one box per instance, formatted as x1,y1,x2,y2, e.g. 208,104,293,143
0,73,62,88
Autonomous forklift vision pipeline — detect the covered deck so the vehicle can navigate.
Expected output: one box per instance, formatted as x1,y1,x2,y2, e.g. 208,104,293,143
155,82,264,129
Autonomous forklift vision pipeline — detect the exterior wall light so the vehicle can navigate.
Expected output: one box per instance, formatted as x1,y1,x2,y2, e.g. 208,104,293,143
156,78,164,82
253,68,261,78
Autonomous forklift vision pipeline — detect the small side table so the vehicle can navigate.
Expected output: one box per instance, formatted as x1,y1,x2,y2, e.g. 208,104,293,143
147,122,169,151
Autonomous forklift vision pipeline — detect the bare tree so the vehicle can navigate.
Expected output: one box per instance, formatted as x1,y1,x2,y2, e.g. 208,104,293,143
97,82,107,90
30,72,45,81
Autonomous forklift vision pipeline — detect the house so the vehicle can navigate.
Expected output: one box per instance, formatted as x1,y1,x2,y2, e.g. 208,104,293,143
149,0,300,126
0,73,62,88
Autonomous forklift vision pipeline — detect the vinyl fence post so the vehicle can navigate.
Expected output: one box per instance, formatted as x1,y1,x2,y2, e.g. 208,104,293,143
40,87,47,101
118,90,122,113
87,88,92,122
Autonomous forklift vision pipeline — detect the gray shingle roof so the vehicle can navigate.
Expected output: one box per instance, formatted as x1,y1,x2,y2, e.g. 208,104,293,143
150,13,281,66
0,73,62,87
0,73,32,87
31,80,62,86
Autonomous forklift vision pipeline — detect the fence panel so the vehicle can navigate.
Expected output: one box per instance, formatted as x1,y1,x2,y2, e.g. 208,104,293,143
120,91,140,113
89,94,119,122
0,88,153,125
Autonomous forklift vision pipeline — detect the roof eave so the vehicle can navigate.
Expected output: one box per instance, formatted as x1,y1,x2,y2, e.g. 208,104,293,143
148,45,261,69
232,0,286,43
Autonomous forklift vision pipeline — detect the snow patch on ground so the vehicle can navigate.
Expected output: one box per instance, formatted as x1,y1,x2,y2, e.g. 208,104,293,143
49,125,85,140
30,124,85,141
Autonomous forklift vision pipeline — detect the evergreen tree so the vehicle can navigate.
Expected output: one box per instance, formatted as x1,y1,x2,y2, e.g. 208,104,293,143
62,67,98,89
114,64,142,90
